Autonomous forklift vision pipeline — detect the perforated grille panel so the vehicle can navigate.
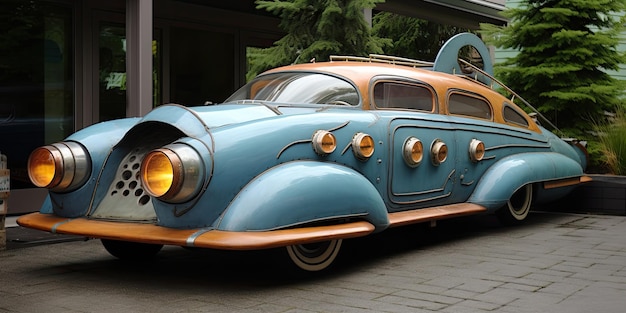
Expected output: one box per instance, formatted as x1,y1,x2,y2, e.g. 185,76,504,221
91,147,157,222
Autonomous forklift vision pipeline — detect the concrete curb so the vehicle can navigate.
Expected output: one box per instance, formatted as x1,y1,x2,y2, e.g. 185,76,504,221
553,174,626,216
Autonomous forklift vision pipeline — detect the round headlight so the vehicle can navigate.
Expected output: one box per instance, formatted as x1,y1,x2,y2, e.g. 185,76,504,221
27,142,91,192
469,139,485,162
141,150,175,198
312,130,337,156
403,137,423,167
431,139,448,166
28,147,60,188
140,144,204,203
352,132,374,161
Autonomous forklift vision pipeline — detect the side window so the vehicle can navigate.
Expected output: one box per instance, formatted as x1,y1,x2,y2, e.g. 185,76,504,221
503,105,530,127
448,93,492,120
373,82,434,112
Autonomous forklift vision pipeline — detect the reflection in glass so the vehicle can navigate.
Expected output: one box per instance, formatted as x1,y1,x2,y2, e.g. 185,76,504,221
0,2,73,189
98,25,161,122
227,73,359,106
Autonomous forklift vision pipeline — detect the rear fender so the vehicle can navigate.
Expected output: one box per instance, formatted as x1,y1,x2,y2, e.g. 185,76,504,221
215,161,389,232
468,153,584,211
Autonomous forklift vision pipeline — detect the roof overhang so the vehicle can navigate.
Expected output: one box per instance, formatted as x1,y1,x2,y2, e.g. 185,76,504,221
376,0,507,29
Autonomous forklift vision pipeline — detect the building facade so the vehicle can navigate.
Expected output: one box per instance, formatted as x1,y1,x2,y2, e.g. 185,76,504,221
0,0,506,214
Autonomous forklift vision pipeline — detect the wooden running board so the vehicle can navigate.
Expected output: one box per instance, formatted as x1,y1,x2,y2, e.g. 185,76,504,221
18,203,487,250
387,203,487,228
16,213,375,250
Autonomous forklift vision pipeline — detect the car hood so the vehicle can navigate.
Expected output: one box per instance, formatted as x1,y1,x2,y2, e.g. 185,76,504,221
138,103,342,135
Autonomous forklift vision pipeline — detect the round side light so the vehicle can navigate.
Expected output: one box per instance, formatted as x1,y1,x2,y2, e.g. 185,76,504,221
431,139,448,166
403,137,423,167
27,142,91,192
469,139,485,162
140,144,204,203
352,132,374,161
312,130,337,156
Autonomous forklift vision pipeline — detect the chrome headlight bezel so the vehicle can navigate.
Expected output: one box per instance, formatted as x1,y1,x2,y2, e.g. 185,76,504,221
351,132,375,161
430,139,448,166
140,143,205,203
27,141,91,192
469,139,486,162
312,130,337,156
403,137,424,167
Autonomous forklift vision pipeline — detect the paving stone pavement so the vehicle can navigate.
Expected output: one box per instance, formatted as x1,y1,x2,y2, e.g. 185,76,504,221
1,211,626,313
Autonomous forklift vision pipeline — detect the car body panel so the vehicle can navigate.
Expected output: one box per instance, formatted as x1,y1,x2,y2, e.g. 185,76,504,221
18,34,589,267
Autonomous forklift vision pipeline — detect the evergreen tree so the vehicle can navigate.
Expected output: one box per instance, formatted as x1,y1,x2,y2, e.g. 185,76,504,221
248,0,390,80
480,0,626,135
372,12,466,62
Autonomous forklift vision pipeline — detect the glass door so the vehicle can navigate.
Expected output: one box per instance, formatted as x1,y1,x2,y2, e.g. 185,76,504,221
97,23,161,122
0,2,74,190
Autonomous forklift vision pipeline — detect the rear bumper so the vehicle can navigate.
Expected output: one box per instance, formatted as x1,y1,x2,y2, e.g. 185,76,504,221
16,213,375,250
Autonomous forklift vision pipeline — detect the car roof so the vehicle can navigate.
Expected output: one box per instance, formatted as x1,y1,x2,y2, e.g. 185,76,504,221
264,61,541,133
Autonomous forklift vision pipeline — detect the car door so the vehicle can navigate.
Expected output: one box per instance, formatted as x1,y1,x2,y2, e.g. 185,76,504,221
371,79,458,211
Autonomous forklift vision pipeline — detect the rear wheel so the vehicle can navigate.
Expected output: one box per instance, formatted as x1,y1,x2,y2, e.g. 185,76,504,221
497,184,533,225
286,239,342,272
101,239,163,261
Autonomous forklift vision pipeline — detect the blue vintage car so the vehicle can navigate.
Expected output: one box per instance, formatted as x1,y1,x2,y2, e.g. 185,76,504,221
19,34,589,271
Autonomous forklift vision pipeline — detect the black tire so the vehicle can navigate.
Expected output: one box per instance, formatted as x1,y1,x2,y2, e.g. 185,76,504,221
286,239,342,272
101,239,163,261
497,184,533,225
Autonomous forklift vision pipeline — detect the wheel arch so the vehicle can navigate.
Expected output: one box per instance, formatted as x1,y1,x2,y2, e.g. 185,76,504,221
468,152,584,212
215,161,390,232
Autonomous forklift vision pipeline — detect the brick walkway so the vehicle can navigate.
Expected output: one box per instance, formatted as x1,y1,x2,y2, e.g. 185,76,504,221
1,211,626,312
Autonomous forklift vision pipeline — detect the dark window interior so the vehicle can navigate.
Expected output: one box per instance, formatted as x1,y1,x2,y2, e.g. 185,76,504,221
504,105,530,127
448,93,492,120
373,82,433,111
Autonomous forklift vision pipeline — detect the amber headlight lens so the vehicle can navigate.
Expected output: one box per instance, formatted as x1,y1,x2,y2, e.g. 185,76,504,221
403,137,423,167
141,151,174,198
141,144,204,203
312,130,337,155
469,139,485,162
352,132,374,161
29,148,59,188
28,142,91,191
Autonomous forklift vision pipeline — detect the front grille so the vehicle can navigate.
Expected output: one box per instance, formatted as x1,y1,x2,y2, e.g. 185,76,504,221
90,147,157,222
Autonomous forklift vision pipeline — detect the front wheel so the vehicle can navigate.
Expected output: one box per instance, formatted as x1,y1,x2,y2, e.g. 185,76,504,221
497,184,533,225
286,239,342,272
101,239,163,261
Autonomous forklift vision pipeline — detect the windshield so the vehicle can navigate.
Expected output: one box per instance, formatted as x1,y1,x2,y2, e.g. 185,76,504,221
226,72,359,106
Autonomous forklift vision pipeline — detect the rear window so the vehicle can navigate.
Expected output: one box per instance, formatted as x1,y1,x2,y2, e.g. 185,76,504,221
503,105,530,127
448,93,492,120
373,82,434,112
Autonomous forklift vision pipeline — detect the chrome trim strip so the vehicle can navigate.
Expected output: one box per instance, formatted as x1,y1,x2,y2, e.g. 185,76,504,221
51,219,73,234
391,191,452,205
276,139,311,159
186,227,215,247
276,121,350,159
392,169,455,197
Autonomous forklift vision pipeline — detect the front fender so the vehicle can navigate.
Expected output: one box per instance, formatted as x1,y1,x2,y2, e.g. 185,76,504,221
468,152,584,211
47,118,141,217
215,161,389,232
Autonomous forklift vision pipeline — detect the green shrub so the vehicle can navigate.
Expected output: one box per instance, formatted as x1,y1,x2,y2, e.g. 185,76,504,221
594,111,626,175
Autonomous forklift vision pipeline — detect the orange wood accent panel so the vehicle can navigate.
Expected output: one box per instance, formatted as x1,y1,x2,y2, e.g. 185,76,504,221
17,213,375,250
543,176,592,189
388,203,487,228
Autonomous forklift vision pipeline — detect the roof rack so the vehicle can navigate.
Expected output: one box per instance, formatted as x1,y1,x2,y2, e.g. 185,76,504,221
331,32,561,135
457,58,562,135
330,54,434,68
